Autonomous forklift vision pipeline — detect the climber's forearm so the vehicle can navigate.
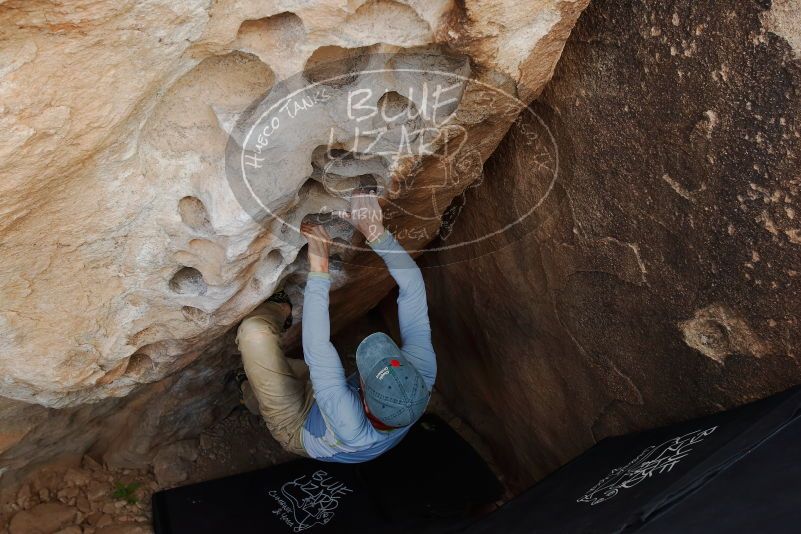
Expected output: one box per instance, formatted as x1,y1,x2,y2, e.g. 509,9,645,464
367,228,422,293
301,272,369,435
309,252,329,273
364,222,385,243
302,272,348,387
302,273,333,348
368,229,436,389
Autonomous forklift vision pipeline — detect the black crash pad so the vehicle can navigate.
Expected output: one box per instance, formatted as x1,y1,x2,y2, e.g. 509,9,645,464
152,414,502,534
463,385,801,533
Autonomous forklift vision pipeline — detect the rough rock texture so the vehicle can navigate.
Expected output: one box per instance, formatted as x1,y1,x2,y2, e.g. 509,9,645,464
9,502,77,534
0,333,240,480
0,456,155,532
423,0,801,491
0,0,589,480
151,439,198,487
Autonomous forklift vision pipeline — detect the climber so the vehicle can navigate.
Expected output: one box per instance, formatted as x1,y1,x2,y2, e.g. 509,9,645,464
235,192,436,462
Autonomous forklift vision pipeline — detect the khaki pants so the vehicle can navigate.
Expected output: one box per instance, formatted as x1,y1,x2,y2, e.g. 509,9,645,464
236,302,314,456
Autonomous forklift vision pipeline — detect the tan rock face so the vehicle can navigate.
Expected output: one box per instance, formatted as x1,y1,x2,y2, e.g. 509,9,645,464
0,0,588,477
423,0,801,491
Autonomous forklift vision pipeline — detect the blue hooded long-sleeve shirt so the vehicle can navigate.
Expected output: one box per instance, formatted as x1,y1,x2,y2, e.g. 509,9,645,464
300,230,437,463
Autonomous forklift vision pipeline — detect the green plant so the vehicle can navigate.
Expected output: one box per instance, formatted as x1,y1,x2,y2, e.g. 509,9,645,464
112,481,141,504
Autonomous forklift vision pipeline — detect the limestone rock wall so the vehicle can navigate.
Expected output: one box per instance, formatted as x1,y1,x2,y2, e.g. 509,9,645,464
424,0,801,491
0,0,589,480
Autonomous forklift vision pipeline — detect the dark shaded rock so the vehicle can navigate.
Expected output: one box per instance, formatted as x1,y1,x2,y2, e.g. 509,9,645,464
424,0,801,491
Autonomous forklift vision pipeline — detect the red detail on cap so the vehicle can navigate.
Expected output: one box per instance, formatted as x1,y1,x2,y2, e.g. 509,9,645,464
390,359,401,367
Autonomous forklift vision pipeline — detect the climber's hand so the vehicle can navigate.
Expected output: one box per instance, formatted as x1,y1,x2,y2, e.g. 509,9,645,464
301,223,331,273
337,192,385,242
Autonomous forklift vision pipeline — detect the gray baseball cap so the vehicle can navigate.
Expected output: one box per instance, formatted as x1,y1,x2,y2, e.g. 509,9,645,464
356,332,429,428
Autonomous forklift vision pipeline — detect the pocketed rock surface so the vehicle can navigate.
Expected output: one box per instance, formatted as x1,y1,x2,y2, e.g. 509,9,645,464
0,0,588,480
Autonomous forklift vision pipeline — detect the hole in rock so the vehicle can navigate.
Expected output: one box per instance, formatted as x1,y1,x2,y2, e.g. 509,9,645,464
293,179,350,223
312,146,355,168
125,352,156,381
301,212,338,226
377,91,413,119
311,145,389,177
321,173,382,197
387,45,470,82
300,210,353,234
181,305,212,326
95,359,129,386
357,174,380,193
253,249,285,290
178,196,213,233
142,51,274,160
310,146,390,200
264,249,283,270
296,177,331,207
349,0,432,42
304,45,371,87
374,91,423,142
237,12,306,47
169,267,208,295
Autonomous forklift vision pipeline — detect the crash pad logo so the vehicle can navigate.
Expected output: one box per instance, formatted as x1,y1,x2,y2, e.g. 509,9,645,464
268,470,353,532
577,426,717,506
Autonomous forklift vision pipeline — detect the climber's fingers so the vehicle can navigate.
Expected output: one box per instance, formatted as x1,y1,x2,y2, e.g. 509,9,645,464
300,223,323,239
301,223,331,242
315,225,332,241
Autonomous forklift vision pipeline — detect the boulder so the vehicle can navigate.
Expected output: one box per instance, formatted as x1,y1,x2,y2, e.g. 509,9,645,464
0,0,589,477
423,0,801,490
152,439,200,487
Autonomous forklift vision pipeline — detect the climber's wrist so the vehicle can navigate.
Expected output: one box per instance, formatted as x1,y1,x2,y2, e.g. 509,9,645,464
309,256,329,273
